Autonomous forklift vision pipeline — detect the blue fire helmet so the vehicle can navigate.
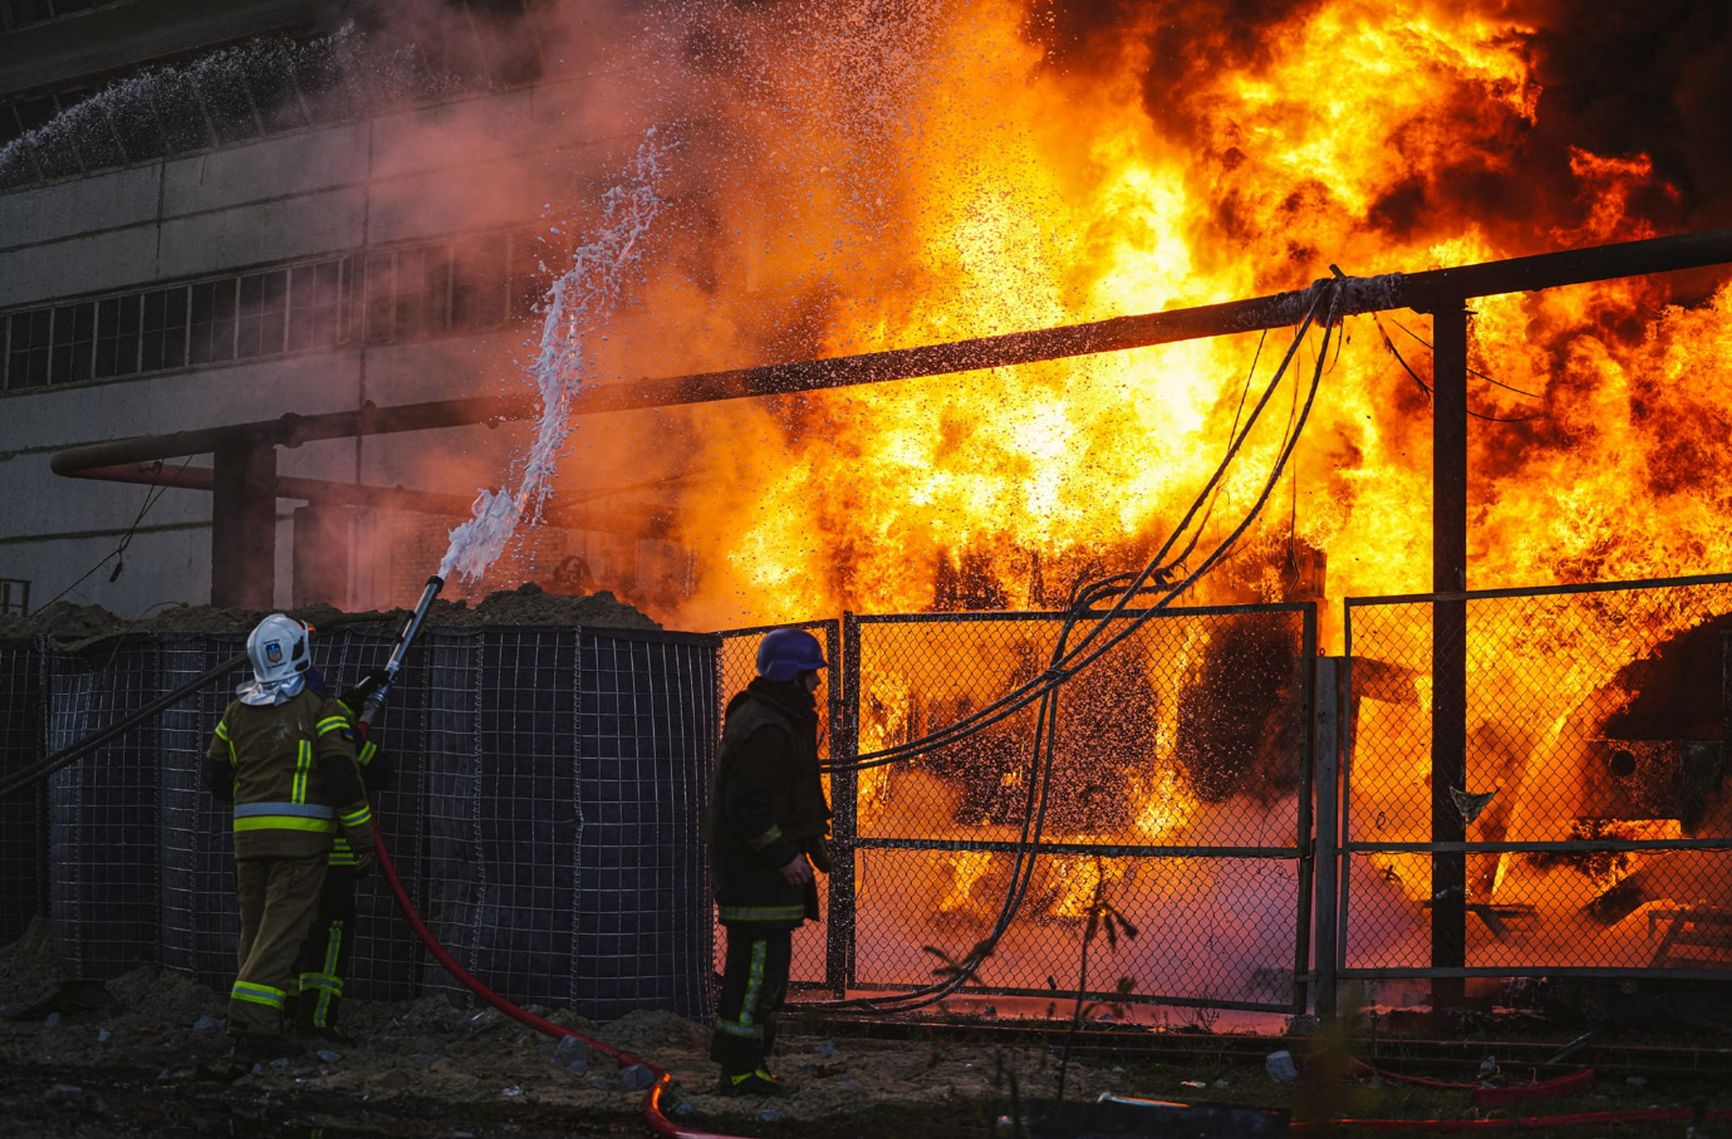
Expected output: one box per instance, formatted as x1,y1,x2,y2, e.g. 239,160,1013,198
756,628,828,683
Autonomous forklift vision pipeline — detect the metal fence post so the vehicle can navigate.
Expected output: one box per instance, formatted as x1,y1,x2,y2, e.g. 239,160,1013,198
1313,656,1342,1021
1293,606,1318,1014
1430,302,1470,1009
825,613,861,999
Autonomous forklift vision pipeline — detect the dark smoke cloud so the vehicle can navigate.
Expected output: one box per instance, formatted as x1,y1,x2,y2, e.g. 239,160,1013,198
1528,1,1732,229
1019,0,1732,248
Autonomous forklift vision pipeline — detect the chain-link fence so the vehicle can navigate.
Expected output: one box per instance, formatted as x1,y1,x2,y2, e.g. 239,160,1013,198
1342,573,1732,980
832,604,1316,1012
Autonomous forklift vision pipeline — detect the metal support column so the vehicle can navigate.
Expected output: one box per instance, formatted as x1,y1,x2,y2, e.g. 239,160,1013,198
826,613,861,999
1429,304,1469,1009
291,504,352,608
1313,656,1342,1021
211,442,277,610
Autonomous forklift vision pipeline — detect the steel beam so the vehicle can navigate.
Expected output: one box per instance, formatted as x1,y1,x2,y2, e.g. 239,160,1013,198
67,461,673,537
211,442,277,610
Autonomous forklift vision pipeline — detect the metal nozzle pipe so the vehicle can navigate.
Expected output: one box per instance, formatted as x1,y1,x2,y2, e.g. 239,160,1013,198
363,575,445,727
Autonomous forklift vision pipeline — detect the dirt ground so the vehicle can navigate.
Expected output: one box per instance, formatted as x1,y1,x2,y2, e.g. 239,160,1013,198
5,921,1732,1139
0,917,1129,1138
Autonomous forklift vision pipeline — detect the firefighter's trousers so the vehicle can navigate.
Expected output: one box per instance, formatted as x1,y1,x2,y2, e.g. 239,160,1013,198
295,869,358,1032
709,922,794,1077
230,853,328,1037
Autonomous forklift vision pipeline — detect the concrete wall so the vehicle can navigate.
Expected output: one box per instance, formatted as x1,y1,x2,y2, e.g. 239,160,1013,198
0,76,626,618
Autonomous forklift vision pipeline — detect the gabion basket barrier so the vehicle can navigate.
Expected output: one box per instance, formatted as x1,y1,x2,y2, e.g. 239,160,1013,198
0,638,46,948
37,624,718,1021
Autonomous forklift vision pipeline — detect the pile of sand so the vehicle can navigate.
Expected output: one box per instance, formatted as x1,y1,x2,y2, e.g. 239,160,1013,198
0,584,659,647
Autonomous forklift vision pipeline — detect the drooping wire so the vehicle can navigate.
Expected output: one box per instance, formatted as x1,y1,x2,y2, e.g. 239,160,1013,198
819,282,1333,777
33,456,198,612
809,281,1345,1013
1385,314,1541,399
1371,312,1543,424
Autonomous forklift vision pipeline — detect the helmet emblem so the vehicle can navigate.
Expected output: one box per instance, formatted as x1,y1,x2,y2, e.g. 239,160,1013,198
263,640,284,665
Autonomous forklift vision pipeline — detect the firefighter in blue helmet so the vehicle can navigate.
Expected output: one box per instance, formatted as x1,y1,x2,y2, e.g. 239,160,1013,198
707,628,832,1096
204,615,376,1066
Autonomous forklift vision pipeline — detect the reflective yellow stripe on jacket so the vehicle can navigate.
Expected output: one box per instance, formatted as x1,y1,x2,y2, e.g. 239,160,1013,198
233,801,337,835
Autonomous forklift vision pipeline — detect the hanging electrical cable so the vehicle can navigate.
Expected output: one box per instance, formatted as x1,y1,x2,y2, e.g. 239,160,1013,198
819,277,1339,778
807,279,1346,1014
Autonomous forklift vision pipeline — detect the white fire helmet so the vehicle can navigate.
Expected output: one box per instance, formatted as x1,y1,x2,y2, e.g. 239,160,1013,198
239,613,312,705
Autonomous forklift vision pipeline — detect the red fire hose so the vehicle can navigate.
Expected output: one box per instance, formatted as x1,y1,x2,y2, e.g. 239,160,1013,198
371,824,748,1139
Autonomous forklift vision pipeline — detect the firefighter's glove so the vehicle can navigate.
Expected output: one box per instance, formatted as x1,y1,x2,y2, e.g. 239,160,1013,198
342,669,391,714
805,836,833,875
349,853,376,879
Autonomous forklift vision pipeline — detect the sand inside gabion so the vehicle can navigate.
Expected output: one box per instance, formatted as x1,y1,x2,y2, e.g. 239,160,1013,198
0,583,661,648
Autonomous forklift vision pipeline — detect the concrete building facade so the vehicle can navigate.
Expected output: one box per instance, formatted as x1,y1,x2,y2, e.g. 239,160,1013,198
0,0,679,619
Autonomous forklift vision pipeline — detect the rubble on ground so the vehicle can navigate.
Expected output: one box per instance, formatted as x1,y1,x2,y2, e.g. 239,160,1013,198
0,919,1121,1136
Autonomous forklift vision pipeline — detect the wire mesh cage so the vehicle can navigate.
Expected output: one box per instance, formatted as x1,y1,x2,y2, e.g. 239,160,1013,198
399,625,719,1019
0,638,47,948
45,637,165,978
1343,574,1732,977
34,622,717,1021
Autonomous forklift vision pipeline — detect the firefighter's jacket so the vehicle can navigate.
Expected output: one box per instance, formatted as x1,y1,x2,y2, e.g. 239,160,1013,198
326,695,393,870
204,689,377,861
706,678,832,928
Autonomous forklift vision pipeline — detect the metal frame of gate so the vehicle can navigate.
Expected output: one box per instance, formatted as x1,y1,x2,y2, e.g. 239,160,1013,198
723,601,1318,1014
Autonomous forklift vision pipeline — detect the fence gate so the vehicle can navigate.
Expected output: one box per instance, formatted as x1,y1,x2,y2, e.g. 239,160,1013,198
724,604,1315,1013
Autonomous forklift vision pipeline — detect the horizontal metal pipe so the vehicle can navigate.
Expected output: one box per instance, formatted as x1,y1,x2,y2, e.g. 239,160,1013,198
1346,838,1732,853
69,461,672,536
50,396,530,477
50,226,1732,480
562,225,1732,414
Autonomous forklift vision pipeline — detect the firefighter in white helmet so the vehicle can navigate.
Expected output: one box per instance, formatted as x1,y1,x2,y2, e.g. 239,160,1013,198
203,614,376,1066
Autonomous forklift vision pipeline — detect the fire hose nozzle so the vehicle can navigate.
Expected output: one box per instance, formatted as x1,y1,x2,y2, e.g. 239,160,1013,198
361,574,446,728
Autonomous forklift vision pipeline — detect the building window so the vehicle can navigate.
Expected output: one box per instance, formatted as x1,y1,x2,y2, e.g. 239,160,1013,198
236,270,288,358
5,308,50,389
0,578,28,617
140,287,188,372
49,300,94,384
509,232,544,319
94,294,141,378
188,279,236,365
287,259,344,351
362,251,397,345
393,245,451,342
1,230,536,394
452,233,508,329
